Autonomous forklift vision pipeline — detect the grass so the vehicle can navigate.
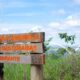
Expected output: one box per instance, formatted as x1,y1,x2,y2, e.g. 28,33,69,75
4,64,30,80
2,53,80,80
44,53,80,80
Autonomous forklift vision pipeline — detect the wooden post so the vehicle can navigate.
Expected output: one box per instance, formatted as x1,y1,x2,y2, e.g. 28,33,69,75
0,53,4,80
31,65,43,80
31,32,45,80
0,63,3,80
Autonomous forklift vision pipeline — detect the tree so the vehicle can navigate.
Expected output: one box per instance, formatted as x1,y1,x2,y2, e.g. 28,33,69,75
44,37,61,59
58,33,76,54
44,37,53,54
59,33,75,45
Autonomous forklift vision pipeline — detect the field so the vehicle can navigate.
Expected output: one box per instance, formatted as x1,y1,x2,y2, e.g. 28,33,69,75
3,53,80,80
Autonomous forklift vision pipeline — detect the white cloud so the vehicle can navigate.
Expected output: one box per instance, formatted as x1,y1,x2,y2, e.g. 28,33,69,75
0,17,80,46
0,23,45,34
1,14,80,35
64,15,80,26
31,25,44,32
73,0,80,5
48,15,80,30
0,14,80,34
0,28,9,34
0,23,58,40
1,28,9,32
48,22,61,29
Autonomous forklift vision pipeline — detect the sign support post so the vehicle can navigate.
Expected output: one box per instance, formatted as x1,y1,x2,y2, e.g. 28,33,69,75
31,65,43,80
0,53,3,80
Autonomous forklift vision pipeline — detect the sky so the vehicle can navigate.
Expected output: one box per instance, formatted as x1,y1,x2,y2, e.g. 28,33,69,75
0,0,80,47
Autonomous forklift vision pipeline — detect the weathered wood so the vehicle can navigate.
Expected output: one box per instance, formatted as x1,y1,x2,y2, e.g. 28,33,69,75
31,54,45,80
0,53,3,80
0,43,43,53
0,32,44,43
0,32,45,80
31,54,45,64
0,54,45,64
31,65,43,80
0,62,3,80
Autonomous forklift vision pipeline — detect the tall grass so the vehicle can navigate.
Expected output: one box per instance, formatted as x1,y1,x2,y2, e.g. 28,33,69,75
44,53,80,80
4,64,30,80
3,53,80,80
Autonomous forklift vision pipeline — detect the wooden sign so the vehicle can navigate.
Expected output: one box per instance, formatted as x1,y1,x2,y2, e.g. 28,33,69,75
0,54,45,64
0,32,45,65
0,43,43,53
31,54,45,64
0,32,44,43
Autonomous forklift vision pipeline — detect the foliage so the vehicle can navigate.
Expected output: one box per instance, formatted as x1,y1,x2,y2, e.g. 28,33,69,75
59,33,75,45
67,47,76,53
3,53,80,80
57,48,66,56
44,37,53,53
58,33,76,55
44,53,80,80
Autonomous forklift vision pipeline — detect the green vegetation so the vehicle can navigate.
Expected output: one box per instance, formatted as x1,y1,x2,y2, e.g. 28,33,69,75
44,53,80,80
3,53,80,80
3,33,80,80
44,37,53,53
59,33,75,45
4,64,30,80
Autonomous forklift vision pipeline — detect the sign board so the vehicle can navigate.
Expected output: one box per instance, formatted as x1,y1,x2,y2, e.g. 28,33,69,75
0,32,45,64
0,54,45,64
0,32,44,43
0,43,43,53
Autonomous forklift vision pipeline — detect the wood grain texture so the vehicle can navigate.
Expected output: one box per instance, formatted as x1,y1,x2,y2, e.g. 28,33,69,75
0,54,45,64
0,43,43,53
0,32,44,43
31,65,43,80
31,54,45,64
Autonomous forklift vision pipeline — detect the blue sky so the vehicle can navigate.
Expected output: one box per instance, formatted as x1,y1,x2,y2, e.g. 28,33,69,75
0,0,80,47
